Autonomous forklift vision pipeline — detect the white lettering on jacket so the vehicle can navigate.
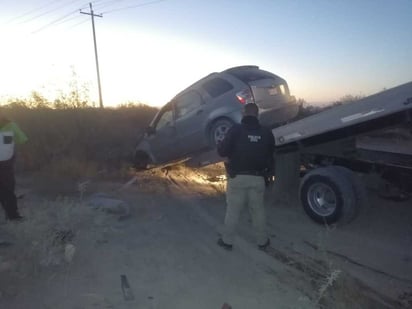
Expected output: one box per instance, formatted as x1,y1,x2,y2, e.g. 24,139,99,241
248,135,261,142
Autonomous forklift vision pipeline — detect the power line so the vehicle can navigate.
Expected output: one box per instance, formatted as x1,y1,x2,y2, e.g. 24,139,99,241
92,0,130,10
52,13,85,27
19,0,84,25
11,0,167,34
27,1,94,34
101,0,167,15
31,9,81,34
65,18,89,30
5,0,66,24
90,0,111,5
90,0,143,15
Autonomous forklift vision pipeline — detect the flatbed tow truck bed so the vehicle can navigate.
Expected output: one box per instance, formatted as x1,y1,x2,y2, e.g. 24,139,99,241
272,82,412,155
271,81,412,224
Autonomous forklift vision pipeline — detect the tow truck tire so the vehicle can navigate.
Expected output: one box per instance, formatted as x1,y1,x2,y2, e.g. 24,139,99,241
299,166,358,225
333,166,368,212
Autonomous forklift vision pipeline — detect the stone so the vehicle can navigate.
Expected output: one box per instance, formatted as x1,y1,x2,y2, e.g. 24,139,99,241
64,244,76,263
87,193,130,216
0,260,15,272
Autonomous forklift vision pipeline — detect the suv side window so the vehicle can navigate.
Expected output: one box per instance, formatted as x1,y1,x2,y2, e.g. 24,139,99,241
202,78,233,98
175,91,203,119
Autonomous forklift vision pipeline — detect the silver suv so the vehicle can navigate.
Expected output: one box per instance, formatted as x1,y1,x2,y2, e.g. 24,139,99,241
134,65,298,169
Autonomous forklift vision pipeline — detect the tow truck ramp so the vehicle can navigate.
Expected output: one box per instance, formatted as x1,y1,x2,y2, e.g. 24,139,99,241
273,81,412,153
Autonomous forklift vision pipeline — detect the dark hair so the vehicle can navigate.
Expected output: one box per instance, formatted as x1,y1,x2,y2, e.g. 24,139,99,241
244,103,259,116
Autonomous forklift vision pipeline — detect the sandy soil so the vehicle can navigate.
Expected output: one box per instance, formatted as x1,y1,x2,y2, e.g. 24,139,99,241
0,165,411,309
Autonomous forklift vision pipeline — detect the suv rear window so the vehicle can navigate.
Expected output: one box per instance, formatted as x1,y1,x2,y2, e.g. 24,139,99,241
227,69,274,83
202,78,233,98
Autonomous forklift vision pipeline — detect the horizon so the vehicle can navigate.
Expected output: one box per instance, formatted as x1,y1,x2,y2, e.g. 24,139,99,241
1,0,411,107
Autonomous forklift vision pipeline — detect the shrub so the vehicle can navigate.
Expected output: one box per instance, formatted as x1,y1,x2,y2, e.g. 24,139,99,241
1,102,158,176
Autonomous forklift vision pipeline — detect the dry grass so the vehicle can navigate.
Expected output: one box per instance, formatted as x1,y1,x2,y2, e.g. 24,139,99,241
3,105,157,176
1,197,94,278
132,163,226,196
317,269,342,303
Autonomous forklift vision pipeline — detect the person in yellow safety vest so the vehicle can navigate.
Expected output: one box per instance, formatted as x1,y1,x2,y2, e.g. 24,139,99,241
0,109,28,221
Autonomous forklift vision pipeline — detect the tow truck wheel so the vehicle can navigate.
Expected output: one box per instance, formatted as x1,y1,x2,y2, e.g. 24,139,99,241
299,166,359,225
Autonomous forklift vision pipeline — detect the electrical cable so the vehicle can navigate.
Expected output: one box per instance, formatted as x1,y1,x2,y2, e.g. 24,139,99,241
65,18,89,30
52,13,84,28
31,9,81,34
19,0,84,25
16,0,167,35
5,0,66,25
92,0,130,10
101,0,167,15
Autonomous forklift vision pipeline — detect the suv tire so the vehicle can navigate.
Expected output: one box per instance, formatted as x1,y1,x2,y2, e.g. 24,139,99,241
209,119,234,147
133,151,150,170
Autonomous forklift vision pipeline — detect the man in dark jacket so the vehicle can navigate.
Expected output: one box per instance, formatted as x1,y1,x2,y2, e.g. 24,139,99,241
217,103,275,250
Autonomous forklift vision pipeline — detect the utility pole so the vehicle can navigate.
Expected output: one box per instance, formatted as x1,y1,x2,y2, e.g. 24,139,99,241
81,3,103,108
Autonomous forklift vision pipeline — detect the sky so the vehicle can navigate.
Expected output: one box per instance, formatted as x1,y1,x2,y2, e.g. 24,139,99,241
0,0,411,107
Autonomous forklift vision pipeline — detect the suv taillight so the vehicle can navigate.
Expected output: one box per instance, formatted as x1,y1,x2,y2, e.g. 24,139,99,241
236,88,254,105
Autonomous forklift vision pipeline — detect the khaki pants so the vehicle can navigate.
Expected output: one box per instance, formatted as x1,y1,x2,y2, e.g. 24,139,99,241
222,175,267,246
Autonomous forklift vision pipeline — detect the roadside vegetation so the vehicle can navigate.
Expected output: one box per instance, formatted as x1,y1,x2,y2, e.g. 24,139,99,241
1,90,158,181
294,94,365,121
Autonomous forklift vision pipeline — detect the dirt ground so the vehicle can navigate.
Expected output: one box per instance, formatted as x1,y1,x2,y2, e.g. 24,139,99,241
0,164,411,309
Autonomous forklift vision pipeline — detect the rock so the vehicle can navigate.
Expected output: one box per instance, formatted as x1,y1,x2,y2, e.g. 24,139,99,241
120,274,135,301
15,188,31,199
64,244,76,263
52,229,75,245
0,216,7,225
40,247,63,267
0,229,15,244
0,260,15,272
0,240,13,247
87,193,130,217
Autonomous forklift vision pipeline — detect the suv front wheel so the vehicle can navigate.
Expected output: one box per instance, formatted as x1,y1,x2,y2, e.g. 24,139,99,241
133,151,150,170
209,119,234,147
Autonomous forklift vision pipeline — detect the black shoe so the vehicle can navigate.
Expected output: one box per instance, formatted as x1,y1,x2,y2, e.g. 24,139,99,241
217,238,233,251
258,238,270,251
8,215,25,222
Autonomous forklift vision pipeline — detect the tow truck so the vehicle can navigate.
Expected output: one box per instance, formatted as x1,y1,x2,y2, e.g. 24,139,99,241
272,82,412,224
188,81,412,224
